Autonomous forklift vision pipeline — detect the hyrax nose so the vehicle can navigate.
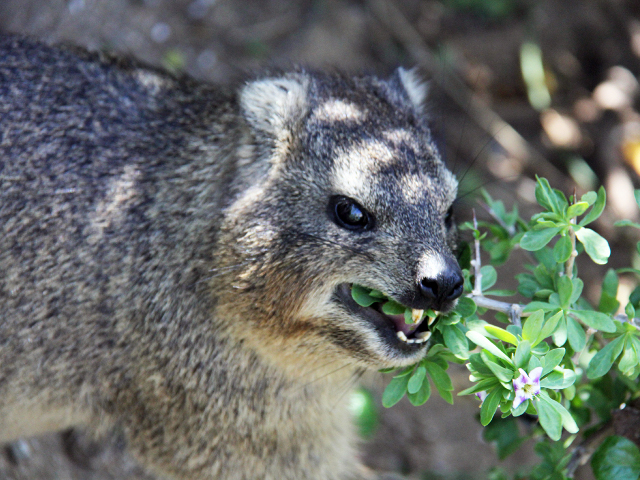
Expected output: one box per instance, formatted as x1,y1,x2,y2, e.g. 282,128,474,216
418,256,464,310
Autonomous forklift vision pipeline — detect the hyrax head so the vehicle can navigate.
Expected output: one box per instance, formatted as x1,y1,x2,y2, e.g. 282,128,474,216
218,68,463,369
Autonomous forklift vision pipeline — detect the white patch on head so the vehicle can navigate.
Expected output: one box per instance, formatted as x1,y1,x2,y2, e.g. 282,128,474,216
381,128,416,146
313,99,365,123
240,76,308,136
420,252,446,279
398,67,428,110
331,140,395,200
400,175,432,205
442,168,459,205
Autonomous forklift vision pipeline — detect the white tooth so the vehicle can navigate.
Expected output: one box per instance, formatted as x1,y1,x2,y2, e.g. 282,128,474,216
428,315,437,326
406,338,417,344
411,309,424,323
416,331,432,341
396,331,408,342
414,337,426,344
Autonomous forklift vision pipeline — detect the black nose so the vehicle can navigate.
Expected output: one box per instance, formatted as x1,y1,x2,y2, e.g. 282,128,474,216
419,256,464,310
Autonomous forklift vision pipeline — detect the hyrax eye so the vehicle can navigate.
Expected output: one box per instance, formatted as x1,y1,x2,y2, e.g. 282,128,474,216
329,196,373,231
444,206,454,229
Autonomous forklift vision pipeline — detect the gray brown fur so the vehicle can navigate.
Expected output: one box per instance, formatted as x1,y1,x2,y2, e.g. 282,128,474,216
0,35,459,480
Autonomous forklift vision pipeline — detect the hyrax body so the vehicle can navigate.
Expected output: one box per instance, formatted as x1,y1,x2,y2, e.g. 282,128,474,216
0,35,463,480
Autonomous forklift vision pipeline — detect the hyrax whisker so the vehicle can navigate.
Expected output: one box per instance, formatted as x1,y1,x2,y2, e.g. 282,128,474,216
332,368,367,410
297,362,357,391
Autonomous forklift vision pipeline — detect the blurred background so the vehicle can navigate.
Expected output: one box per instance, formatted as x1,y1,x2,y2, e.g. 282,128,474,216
2,0,640,479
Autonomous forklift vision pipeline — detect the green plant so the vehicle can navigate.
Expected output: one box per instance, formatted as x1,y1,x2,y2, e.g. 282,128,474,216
371,177,640,480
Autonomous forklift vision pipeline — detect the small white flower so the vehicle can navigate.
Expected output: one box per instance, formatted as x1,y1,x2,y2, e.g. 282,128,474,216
475,391,488,404
512,367,542,409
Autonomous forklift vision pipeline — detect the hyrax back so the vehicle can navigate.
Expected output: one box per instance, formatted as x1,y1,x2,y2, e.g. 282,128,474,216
0,35,462,480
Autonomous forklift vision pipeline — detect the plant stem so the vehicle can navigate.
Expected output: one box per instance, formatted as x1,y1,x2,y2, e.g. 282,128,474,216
469,209,526,326
565,220,577,279
471,210,483,296
565,422,614,478
469,294,528,326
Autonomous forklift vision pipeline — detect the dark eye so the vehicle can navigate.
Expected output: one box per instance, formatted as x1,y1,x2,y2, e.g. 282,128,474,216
329,196,373,231
444,206,454,229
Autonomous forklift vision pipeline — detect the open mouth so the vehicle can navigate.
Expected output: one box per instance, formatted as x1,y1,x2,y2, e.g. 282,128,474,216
335,283,434,348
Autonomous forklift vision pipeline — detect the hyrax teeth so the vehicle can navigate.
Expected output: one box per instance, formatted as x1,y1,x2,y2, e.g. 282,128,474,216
411,308,424,324
396,331,408,342
416,331,432,341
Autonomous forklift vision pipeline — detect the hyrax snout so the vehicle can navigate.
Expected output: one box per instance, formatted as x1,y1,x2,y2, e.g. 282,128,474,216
0,35,461,480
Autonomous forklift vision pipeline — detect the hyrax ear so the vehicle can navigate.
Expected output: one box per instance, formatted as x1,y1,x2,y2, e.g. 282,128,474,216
394,67,429,111
240,75,308,137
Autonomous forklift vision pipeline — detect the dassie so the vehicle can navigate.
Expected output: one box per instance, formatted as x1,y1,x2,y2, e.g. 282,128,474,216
0,35,463,479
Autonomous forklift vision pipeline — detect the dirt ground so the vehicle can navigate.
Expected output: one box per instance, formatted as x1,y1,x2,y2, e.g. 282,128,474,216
2,0,640,479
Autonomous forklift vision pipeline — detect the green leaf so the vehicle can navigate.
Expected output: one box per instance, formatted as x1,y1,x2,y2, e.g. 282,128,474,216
571,310,616,333
382,374,410,407
407,366,426,394
351,284,377,307
566,315,586,352
538,311,564,345
557,275,573,309
599,269,620,314
587,335,626,379
523,301,557,313
541,348,565,377
528,354,542,373
482,352,515,383
392,366,414,378
581,191,597,205
567,201,589,218
407,375,431,406
552,315,568,346
636,189,640,209
458,377,500,396
602,269,619,298
468,352,493,375
535,396,563,440
520,227,562,251
466,331,514,365
626,303,636,319
540,369,577,389
541,393,579,434
481,388,503,426
591,436,640,480
523,310,545,342
535,177,560,213
579,186,606,227
618,337,639,376
381,300,405,315
485,325,519,345
481,265,498,291
570,277,584,304
575,227,611,265
615,220,640,229
455,296,477,318
442,323,470,359
553,235,573,263
554,189,569,211
425,361,454,404
514,340,531,369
